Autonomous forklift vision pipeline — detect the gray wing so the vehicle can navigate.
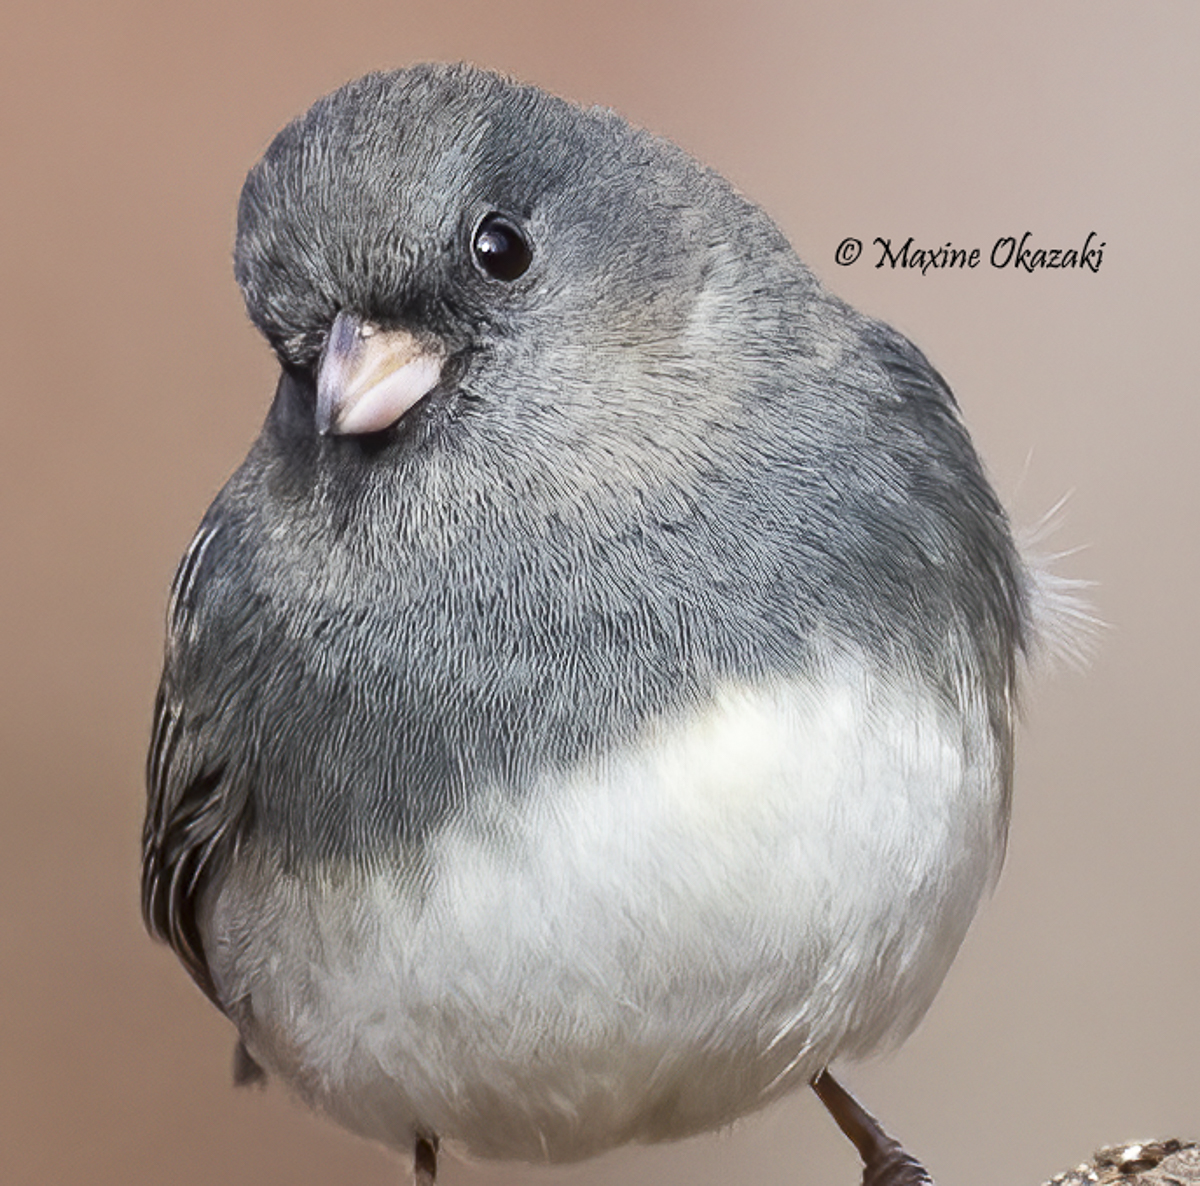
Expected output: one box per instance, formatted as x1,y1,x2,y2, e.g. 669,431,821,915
141,521,254,1009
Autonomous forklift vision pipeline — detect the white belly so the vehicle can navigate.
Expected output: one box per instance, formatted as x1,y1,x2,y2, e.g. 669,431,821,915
205,659,1005,1163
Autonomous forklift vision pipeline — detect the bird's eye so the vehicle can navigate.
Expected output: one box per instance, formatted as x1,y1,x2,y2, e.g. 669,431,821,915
471,213,532,281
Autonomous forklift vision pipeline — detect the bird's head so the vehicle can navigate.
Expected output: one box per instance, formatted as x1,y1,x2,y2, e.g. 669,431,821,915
233,64,799,474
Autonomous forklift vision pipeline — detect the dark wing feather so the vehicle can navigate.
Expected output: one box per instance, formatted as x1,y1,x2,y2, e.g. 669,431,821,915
142,524,254,1010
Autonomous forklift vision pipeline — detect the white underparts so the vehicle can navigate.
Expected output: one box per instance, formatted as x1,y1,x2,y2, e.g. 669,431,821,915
207,660,1005,1163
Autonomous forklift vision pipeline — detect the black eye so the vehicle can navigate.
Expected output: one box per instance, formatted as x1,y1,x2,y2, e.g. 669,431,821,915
471,213,532,281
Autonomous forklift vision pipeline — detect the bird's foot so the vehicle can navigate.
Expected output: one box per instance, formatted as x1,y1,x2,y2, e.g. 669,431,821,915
413,1133,438,1185
858,1144,935,1186
812,1070,934,1186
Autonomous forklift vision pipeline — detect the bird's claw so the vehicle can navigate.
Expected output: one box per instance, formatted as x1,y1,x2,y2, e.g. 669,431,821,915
860,1142,935,1186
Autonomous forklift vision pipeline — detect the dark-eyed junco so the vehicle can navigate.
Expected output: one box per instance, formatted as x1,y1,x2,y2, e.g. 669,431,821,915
143,64,1056,1185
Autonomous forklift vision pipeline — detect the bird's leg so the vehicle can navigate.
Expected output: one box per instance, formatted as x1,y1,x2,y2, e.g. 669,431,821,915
811,1070,934,1186
231,1039,267,1087
413,1133,438,1185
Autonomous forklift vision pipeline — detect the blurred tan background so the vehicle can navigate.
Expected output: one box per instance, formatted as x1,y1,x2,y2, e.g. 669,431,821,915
2,1,1196,1183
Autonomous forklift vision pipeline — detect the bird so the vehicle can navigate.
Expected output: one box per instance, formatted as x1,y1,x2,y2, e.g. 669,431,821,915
142,62,1057,1186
